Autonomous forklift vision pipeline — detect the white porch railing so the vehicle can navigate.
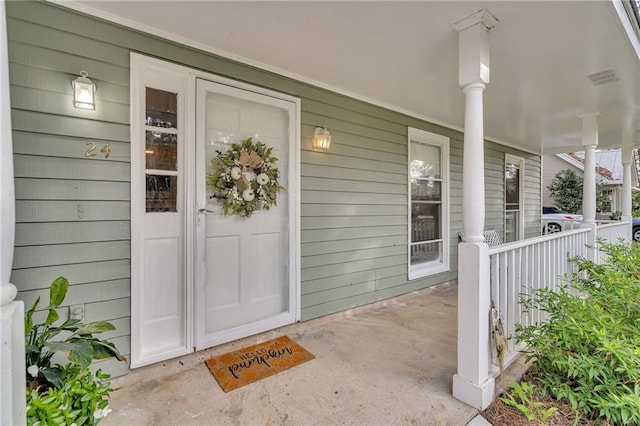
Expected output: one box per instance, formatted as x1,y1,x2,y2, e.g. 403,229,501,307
596,220,629,243
487,228,591,368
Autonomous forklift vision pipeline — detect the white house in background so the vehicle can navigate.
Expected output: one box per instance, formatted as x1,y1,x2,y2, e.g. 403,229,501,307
543,149,639,217
1,1,640,422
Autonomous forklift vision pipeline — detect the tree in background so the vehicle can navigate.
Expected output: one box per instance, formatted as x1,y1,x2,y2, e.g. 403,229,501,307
548,169,583,213
633,191,640,217
548,169,611,214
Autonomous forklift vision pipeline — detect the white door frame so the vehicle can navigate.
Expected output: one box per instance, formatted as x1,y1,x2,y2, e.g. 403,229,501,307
130,53,301,367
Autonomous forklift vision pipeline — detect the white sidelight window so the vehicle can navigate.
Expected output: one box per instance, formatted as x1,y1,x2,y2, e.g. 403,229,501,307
408,128,449,279
505,154,524,243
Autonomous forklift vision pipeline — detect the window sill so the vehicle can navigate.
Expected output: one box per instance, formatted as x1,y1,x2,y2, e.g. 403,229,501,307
408,263,450,281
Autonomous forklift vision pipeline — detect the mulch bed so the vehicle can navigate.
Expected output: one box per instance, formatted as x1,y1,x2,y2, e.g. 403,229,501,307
481,374,607,426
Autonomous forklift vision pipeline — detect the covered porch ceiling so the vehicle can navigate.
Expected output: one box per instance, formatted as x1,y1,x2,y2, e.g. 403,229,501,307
66,0,640,155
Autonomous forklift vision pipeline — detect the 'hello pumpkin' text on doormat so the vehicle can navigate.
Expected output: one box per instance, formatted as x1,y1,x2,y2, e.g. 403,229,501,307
204,335,315,392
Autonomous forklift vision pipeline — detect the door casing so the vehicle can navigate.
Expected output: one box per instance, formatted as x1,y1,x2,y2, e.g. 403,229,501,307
130,53,301,368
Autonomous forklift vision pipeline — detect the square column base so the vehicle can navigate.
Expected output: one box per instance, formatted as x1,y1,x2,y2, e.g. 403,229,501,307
1,300,26,425
453,373,495,410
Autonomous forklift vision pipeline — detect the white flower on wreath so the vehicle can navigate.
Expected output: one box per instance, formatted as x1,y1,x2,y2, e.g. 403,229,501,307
256,173,270,185
230,167,242,180
27,365,39,378
242,189,255,201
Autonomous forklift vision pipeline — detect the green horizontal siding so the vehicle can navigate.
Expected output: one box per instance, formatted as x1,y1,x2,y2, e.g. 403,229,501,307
7,1,541,379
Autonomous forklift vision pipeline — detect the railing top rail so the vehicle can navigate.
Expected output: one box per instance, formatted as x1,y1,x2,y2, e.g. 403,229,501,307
596,221,630,229
488,227,590,255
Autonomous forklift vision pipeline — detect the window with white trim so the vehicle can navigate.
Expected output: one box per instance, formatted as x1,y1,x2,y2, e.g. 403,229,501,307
408,128,449,279
505,154,524,243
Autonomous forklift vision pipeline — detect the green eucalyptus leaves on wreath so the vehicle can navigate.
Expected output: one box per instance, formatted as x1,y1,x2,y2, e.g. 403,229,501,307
207,137,284,218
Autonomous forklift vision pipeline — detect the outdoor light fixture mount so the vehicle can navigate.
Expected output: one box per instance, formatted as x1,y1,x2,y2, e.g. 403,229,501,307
72,70,96,110
313,125,332,150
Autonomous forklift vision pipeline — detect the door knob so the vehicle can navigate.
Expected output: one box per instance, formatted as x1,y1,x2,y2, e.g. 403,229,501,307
198,208,214,213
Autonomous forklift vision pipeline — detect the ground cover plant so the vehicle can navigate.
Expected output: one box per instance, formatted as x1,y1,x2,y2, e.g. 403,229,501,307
485,240,640,425
25,276,126,425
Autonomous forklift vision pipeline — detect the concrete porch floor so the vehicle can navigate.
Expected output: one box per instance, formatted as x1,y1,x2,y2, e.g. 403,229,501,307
102,281,512,425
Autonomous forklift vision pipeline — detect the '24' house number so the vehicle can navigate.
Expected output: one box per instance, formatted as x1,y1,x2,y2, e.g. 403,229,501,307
85,141,111,159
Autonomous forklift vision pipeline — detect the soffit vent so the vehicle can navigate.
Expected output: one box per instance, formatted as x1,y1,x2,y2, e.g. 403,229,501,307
587,69,620,86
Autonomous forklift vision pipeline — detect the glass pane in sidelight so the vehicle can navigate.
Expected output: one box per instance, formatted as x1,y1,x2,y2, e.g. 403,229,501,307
145,88,178,129
146,174,177,212
505,163,520,208
145,131,177,170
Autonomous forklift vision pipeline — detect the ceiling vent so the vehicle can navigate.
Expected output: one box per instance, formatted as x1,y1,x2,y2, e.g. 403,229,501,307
587,69,620,86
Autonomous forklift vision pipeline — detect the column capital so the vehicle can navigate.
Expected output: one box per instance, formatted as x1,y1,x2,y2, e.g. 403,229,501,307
454,9,497,88
452,8,498,32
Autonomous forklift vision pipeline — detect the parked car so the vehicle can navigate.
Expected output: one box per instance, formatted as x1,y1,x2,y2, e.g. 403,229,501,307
633,217,640,242
542,206,583,234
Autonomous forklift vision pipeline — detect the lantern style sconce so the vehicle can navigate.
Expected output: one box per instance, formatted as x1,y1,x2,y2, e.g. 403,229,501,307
313,125,332,150
72,71,96,110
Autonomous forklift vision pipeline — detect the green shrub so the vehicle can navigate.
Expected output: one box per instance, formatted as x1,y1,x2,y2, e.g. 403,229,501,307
25,277,125,425
516,240,640,425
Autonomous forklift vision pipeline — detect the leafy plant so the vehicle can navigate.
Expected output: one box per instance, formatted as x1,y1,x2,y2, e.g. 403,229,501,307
500,380,557,422
516,240,640,424
26,365,112,426
25,276,125,425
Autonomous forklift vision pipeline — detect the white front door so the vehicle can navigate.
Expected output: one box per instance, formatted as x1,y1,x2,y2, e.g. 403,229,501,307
194,79,299,350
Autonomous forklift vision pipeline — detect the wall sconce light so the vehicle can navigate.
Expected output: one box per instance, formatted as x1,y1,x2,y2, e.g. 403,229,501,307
313,125,332,150
72,71,96,110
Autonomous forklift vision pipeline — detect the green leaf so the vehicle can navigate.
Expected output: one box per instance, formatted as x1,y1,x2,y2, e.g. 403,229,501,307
41,366,64,389
25,296,40,335
45,308,59,327
48,277,68,308
91,339,125,361
46,340,93,369
76,321,115,335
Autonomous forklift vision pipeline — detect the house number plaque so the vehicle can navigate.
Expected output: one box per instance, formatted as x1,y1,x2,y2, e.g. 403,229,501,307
85,142,111,159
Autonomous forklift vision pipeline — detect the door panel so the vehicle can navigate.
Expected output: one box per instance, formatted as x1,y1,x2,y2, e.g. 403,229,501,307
195,79,297,349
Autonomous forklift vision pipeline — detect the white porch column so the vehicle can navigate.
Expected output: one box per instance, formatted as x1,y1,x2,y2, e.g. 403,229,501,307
621,145,633,240
580,113,598,225
451,9,497,410
0,1,26,425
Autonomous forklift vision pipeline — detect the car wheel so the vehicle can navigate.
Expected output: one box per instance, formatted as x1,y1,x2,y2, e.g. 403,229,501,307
543,222,562,234
633,226,640,242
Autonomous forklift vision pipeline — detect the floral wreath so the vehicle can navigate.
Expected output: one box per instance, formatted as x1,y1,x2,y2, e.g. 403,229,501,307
206,137,284,218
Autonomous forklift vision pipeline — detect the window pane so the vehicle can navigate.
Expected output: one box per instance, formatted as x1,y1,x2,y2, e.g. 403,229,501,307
146,174,177,212
411,242,442,266
505,163,520,208
411,179,441,201
410,142,440,179
146,131,177,170
505,211,519,243
411,203,440,243
146,88,177,129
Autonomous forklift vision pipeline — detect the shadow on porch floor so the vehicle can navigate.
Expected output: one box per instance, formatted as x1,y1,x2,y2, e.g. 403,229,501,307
102,281,483,425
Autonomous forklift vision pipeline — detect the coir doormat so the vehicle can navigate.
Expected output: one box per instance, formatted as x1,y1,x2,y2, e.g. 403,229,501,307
205,335,315,392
